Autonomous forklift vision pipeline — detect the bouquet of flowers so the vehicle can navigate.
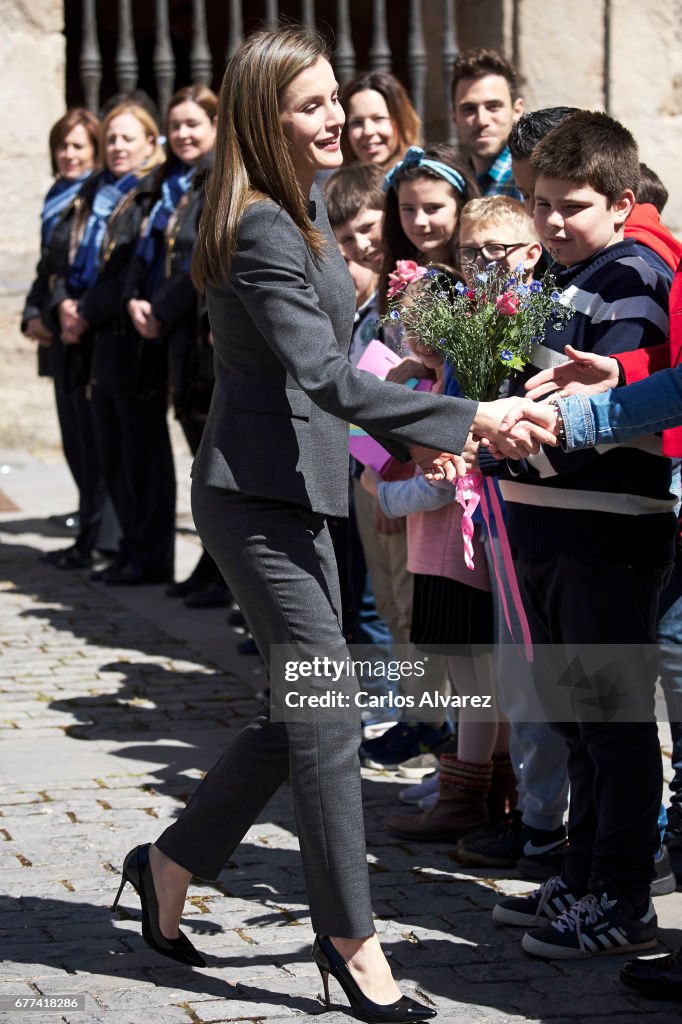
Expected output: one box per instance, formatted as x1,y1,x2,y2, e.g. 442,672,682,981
385,258,573,615
385,258,574,401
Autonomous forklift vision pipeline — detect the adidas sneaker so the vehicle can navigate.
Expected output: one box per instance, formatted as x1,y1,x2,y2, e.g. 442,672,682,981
492,874,580,927
522,890,658,960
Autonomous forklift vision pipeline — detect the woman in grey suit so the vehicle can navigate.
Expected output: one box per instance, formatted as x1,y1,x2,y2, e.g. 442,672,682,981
112,26,553,1022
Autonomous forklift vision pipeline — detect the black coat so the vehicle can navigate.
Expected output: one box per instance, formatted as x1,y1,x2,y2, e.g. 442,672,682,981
22,189,90,392
52,170,167,398
124,162,213,418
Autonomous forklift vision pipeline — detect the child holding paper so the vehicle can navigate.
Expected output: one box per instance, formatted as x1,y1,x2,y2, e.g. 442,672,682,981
360,270,512,842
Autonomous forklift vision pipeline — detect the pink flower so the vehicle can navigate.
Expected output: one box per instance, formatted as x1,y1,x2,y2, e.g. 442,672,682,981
387,260,427,298
495,291,520,316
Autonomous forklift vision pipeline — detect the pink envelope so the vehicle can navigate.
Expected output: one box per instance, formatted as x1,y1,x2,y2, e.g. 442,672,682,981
349,340,432,473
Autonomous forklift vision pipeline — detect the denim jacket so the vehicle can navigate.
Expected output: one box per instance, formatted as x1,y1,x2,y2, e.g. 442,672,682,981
558,367,682,449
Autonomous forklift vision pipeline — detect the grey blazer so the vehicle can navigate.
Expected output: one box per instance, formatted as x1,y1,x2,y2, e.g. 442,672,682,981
192,186,477,517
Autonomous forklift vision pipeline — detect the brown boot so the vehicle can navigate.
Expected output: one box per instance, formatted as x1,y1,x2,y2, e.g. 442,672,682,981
488,753,518,824
385,755,493,841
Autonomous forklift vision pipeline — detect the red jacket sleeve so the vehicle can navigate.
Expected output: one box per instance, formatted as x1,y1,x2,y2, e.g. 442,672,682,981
617,261,682,456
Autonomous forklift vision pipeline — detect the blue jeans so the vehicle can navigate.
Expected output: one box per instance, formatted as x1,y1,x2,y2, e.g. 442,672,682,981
484,535,569,832
657,538,682,811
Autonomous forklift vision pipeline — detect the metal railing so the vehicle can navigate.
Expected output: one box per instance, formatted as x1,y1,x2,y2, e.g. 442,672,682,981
77,0,463,140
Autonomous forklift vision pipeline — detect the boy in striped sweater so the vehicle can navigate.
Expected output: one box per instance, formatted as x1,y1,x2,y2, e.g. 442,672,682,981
486,111,677,959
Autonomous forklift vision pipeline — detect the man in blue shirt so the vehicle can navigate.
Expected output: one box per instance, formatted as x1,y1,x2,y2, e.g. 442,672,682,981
450,48,523,199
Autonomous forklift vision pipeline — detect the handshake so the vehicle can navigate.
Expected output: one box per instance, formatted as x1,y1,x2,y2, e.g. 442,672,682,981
411,395,560,482
414,344,613,480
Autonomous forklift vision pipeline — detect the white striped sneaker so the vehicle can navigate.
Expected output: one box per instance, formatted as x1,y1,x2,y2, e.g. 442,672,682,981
492,875,579,927
521,891,658,960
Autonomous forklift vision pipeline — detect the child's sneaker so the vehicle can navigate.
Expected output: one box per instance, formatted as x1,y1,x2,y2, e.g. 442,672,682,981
522,890,658,960
418,789,440,811
398,773,439,805
397,752,440,779
492,875,579,927
359,722,451,770
650,843,676,897
457,811,567,878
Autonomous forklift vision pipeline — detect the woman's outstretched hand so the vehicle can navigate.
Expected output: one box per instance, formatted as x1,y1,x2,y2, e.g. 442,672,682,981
524,344,619,400
473,396,559,455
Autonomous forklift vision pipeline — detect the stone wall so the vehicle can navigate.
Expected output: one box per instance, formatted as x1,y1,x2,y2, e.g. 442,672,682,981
1,0,680,318
511,0,682,233
0,1,64,306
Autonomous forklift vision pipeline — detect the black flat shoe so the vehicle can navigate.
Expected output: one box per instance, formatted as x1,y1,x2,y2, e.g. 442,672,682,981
40,545,78,565
105,566,171,586
112,843,206,968
312,935,436,1023
55,549,93,570
184,585,232,609
620,946,682,1001
166,576,208,598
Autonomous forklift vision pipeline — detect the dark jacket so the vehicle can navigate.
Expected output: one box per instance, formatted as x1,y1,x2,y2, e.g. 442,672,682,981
23,191,90,391
193,186,477,518
124,160,212,418
53,169,166,398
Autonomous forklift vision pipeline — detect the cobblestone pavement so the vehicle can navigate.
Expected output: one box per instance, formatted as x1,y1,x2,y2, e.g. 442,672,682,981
1,449,680,1024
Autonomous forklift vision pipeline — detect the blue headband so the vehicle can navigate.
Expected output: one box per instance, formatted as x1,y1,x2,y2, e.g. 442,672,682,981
383,146,467,195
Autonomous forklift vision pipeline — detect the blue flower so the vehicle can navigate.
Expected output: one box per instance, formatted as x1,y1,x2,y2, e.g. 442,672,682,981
425,268,439,277
551,290,561,301
505,277,516,287
500,348,514,361
515,263,524,273
389,309,401,320
485,261,498,271
455,281,467,293
476,272,488,283
530,280,543,293
517,283,530,296
439,338,447,346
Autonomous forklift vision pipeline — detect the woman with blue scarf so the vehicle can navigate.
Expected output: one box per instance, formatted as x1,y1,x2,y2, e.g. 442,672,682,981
51,102,168,585
22,108,101,568
124,85,227,603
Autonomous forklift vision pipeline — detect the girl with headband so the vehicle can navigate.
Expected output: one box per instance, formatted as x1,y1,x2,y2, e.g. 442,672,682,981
380,145,478,312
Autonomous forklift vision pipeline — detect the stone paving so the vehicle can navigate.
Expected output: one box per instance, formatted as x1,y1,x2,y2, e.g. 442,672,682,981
0,449,681,1024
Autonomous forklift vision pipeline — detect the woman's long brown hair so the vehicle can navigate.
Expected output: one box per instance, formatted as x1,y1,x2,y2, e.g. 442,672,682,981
192,26,331,291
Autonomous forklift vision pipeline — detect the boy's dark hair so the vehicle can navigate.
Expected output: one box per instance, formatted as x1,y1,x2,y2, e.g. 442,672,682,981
508,106,580,159
637,163,668,213
451,48,519,104
324,165,385,227
531,111,640,205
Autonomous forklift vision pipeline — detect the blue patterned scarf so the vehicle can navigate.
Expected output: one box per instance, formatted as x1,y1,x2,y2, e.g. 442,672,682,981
67,169,140,294
135,162,195,297
41,172,92,247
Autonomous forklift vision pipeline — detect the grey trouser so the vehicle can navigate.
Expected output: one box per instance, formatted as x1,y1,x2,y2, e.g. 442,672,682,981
156,480,374,937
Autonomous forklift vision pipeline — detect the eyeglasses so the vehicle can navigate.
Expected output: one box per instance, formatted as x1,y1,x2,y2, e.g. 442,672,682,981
455,242,528,263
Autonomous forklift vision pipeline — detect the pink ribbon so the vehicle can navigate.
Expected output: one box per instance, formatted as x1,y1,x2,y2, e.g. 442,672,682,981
455,472,482,571
455,472,533,662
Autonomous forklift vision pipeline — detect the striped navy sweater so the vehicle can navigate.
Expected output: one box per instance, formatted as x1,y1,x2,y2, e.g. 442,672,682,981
487,239,677,563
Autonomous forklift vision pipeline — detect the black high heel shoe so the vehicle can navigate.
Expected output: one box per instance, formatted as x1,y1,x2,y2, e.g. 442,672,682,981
312,935,436,1023
112,843,206,968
